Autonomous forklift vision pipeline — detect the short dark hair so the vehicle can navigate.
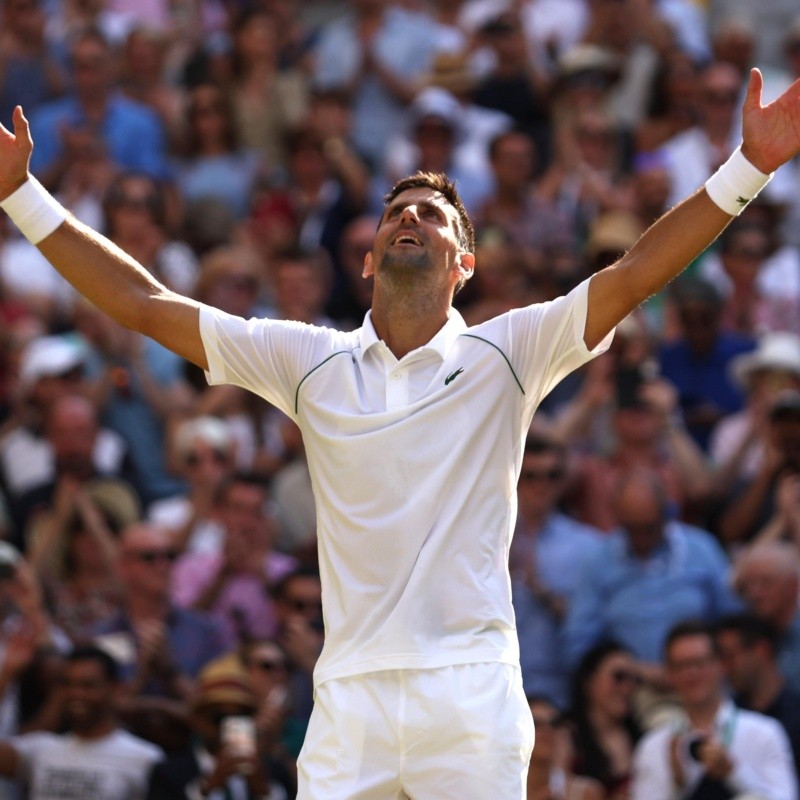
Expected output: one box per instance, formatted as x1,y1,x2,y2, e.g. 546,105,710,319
383,172,475,254
216,471,270,506
67,645,120,683
523,433,566,459
272,564,321,601
664,619,715,661
715,613,781,656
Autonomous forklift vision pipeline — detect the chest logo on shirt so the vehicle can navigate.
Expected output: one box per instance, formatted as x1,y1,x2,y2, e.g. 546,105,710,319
444,367,464,385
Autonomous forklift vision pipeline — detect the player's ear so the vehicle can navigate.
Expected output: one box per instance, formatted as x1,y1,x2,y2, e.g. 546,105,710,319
363,251,374,279
457,251,475,282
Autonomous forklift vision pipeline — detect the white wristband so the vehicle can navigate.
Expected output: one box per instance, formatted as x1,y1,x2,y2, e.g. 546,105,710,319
0,177,68,245
704,146,773,216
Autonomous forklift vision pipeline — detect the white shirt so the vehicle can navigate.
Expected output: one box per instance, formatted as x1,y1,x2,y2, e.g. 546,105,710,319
13,729,162,800
200,277,610,686
631,700,798,800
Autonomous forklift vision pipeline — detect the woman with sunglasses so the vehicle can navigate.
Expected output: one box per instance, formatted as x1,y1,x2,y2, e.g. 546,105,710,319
565,642,643,799
527,695,604,800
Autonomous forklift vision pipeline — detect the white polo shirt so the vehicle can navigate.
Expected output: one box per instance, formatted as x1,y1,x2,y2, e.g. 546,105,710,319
199,277,610,686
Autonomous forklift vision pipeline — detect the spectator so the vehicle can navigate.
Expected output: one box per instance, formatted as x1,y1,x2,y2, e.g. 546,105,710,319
709,331,800,490
0,335,129,505
562,468,738,677
171,473,297,649
526,694,604,800
713,219,800,337
270,566,323,757
174,83,262,223
229,9,309,168
93,522,227,702
0,0,66,126
659,277,755,451
325,213,377,327
714,613,800,774
631,620,798,800
250,121,368,270
473,129,575,279
28,480,139,643
378,87,493,215
472,10,552,166
0,645,163,800
73,298,193,506
717,390,800,547
311,0,444,169
102,171,198,296
146,655,293,799
271,248,336,327
509,433,603,708
28,27,169,191
565,641,643,799
147,415,235,556
239,639,293,770
733,542,800,692
11,394,142,553
118,27,186,147
567,365,713,531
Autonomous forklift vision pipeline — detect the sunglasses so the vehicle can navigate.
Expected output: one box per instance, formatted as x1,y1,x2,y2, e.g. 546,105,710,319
519,469,564,483
610,668,642,687
532,714,562,729
128,549,179,565
285,598,322,613
250,659,286,672
186,449,229,467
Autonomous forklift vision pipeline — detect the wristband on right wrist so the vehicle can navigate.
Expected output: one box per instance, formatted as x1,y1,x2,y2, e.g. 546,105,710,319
0,177,68,245
704,146,773,216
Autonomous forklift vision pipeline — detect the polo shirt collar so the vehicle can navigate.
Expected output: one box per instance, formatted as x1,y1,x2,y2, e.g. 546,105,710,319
357,308,468,362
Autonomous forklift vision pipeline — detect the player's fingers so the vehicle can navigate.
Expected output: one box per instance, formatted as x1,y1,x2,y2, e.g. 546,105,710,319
12,107,33,154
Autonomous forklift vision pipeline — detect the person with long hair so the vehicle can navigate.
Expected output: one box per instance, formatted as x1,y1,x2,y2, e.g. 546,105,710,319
566,642,643,799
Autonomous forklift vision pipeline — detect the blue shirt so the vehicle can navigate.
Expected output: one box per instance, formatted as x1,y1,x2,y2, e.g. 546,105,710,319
313,8,441,168
29,93,169,179
780,612,800,694
93,606,227,696
658,333,755,450
562,521,740,668
513,512,603,708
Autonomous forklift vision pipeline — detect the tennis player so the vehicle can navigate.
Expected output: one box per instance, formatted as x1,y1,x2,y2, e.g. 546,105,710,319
1,68,799,799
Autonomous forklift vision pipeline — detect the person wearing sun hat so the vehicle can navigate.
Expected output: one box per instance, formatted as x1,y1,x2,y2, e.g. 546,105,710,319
710,332,800,485
147,655,294,799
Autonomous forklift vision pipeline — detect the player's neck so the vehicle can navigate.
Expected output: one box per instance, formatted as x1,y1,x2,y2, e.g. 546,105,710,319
370,292,452,360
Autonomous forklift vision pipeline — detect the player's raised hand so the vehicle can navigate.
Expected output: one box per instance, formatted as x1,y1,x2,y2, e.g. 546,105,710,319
0,106,33,200
741,68,800,174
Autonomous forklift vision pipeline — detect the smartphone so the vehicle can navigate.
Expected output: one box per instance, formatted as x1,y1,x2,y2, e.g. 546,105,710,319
221,716,256,773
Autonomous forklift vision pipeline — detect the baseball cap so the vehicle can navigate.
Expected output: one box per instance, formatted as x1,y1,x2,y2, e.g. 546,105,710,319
19,335,86,390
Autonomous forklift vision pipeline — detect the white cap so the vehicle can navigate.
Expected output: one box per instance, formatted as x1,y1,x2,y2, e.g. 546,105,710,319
729,332,800,389
19,335,85,390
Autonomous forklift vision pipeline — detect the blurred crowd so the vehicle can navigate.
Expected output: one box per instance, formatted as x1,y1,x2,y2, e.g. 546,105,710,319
1,0,800,797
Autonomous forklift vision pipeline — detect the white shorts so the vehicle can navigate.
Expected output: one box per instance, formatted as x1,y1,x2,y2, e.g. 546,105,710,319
296,662,535,800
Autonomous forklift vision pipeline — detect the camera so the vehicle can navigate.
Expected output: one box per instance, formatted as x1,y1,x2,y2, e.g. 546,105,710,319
0,542,21,581
687,734,706,762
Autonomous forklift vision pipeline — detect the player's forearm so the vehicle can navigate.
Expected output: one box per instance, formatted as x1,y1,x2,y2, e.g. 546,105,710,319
37,215,170,334
585,189,732,348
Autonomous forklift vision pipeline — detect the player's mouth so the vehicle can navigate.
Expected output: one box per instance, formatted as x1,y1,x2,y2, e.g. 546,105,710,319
390,231,424,247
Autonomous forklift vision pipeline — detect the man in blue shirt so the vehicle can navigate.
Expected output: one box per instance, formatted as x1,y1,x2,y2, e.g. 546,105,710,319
28,27,168,190
562,468,739,680
510,433,603,708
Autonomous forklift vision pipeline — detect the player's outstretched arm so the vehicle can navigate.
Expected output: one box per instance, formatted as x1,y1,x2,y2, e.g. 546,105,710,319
584,68,800,350
0,107,208,370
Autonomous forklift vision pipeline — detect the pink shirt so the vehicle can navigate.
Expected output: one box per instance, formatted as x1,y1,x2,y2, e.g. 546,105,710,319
171,551,297,648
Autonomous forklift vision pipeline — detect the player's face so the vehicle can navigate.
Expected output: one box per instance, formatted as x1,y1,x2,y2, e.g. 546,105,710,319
365,188,471,294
